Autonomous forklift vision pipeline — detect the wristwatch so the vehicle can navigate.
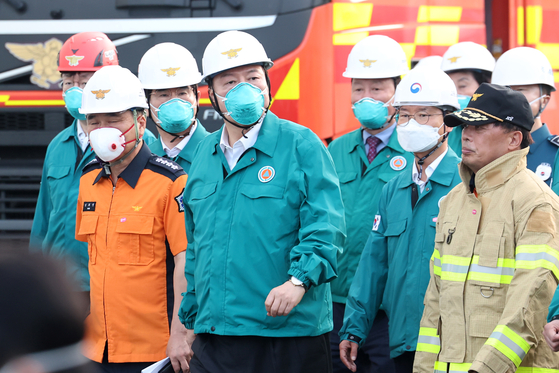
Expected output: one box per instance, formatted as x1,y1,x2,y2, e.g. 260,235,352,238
290,276,309,292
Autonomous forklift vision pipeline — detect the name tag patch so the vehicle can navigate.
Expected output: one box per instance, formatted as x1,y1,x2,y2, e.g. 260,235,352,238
83,202,96,212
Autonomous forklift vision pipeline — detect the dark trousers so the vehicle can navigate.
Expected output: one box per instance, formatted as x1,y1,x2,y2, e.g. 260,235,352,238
91,344,153,373
190,333,333,373
330,302,395,373
92,362,153,373
393,351,415,373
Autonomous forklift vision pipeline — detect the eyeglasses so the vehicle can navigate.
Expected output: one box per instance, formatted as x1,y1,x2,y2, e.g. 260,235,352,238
396,112,443,126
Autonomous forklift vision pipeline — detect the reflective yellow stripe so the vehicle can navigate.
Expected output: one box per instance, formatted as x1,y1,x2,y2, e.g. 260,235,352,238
486,325,530,367
332,3,373,32
434,361,471,372
517,368,559,373
416,327,440,354
414,25,460,46
438,255,516,284
467,256,515,284
432,249,441,276
516,244,559,280
417,5,462,22
440,255,471,282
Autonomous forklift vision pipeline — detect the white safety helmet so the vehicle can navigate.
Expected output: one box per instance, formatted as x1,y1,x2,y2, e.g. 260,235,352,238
80,66,148,115
413,56,443,71
393,67,460,111
138,42,202,89
492,47,556,91
202,30,273,81
343,35,409,79
441,42,495,74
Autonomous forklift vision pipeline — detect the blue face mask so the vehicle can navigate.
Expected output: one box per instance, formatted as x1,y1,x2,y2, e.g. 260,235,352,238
457,95,471,110
63,87,86,121
153,98,195,134
352,98,389,129
217,82,266,125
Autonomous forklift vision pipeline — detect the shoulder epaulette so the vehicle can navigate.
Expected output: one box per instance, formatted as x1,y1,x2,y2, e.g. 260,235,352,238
548,135,559,147
146,156,186,181
82,159,102,175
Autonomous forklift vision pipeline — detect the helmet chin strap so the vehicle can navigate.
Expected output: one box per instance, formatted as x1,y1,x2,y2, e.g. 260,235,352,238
150,104,195,143
416,130,448,180
102,109,142,175
535,85,549,119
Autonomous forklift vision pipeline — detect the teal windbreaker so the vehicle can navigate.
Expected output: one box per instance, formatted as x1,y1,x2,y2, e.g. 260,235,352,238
148,120,210,173
339,149,461,358
327,127,414,303
178,112,346,337
30,120,156,291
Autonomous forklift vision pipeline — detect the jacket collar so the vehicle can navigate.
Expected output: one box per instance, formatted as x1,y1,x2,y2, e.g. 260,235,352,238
348,126,406,154
459,147,529,193
60,119,79,142
529,123,551,154
152,120,210,162
211,111,278,158
398,147,460,189
93,141,151,189
178,121,209,162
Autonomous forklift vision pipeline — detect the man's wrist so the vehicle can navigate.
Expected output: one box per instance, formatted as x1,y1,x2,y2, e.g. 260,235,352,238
290,276,309,292
347,334,362,344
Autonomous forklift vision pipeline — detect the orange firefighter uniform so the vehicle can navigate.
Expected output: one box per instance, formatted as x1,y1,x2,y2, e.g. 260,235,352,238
76,143,187,363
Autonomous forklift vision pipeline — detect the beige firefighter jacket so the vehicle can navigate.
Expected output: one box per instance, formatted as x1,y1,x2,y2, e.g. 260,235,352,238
413,148,559,373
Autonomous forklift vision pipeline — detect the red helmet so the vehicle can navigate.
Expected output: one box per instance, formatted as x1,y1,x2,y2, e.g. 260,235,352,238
58,32,118,72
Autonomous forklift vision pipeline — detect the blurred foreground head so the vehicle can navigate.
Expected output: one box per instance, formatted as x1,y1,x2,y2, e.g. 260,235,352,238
0,252,95,373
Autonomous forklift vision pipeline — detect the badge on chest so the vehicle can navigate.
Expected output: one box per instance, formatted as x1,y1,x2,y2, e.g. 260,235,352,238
536,162,552,181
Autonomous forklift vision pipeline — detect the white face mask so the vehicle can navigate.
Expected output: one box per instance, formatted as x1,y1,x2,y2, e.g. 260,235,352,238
397,119,444,153
529,94,548,118
88,127,127,162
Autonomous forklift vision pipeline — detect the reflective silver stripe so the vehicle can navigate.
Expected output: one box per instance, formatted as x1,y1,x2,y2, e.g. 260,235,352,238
417,335,440,346
489,331,527,361
470,263,515,276
434,257,441,268
516,252,559,267
442,263,469,273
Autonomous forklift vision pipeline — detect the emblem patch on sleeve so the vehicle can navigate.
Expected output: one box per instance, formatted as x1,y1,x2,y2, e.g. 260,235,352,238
175,188,185,213
83,202,96,211
372,215,381,231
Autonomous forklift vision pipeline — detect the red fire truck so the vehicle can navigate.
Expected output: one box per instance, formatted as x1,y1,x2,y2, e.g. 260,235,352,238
0,0,557,235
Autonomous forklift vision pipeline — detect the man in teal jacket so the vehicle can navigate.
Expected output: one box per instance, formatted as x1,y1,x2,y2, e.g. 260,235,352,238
178,31,345,373
339,68,462,373
30,32,156,297
544,289,559,351
441,42,495,157
491,46,559,195
328,35,412,373
138,42,210,173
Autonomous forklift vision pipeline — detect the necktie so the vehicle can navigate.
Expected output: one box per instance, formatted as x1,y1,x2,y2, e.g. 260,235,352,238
366,136,382,163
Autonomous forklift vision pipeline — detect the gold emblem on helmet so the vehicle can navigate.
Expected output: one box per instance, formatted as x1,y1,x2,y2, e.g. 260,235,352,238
471,93,484,101
161,67,181,77
447,56,461,63
5,38,63,89
91,89,111,100
359,59,377,67
65,55,85,67
221,48,242,59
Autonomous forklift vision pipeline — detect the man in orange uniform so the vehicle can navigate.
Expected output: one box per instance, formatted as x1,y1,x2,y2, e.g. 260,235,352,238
75,65,190,373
